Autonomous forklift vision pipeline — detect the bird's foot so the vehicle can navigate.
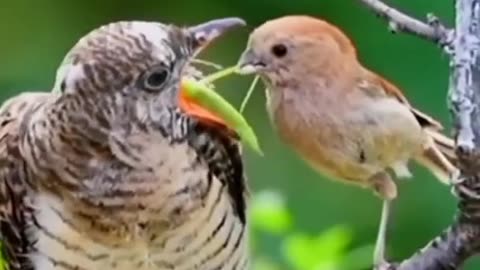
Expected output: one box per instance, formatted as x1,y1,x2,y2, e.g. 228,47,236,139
449,168,464,185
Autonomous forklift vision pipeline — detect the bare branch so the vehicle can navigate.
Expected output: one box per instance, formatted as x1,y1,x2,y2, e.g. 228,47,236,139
360,0,480,269
448,0,480,159
386,211,480,270
382,176,480,270
359,0,453,48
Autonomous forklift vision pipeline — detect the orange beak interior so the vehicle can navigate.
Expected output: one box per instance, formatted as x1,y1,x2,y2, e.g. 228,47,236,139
179,86,230,129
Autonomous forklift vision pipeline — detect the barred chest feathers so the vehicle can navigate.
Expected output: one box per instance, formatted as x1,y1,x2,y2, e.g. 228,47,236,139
0,16,250,270
26,123,249,270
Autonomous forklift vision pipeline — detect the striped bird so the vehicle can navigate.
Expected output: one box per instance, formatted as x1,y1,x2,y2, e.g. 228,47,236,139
0,17,250,270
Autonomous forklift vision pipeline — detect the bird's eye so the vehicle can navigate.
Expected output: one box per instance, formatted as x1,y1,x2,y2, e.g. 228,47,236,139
143,66,169,91
271,44,288,58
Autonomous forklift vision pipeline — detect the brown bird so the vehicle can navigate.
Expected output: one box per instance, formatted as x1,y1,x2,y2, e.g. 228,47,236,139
236,15,457,267
0,18,250,270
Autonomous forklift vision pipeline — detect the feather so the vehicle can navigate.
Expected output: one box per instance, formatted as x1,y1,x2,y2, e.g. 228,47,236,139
0,92,52,270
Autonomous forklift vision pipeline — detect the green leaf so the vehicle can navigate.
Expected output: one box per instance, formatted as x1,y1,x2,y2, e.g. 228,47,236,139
282,225,354,270
311,225,353,261
251,191,293,235
282,233,318,270
312,261,338,270
0,241,6,270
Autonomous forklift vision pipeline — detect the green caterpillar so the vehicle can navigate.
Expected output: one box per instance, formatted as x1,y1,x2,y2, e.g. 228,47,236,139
182,77,262,155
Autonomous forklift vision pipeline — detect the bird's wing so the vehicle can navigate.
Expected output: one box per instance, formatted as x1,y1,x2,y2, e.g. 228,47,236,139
0,92,52,270
359,70,458,172
360,70,444,131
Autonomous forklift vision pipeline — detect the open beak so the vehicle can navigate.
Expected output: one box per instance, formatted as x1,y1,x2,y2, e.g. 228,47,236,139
236,48,266,75
179,17,246,128
179,86,230,128
187,17,246,56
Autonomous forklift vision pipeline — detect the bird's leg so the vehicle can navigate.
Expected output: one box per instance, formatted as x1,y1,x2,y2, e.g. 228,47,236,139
373,199,392,269
370,172,397,269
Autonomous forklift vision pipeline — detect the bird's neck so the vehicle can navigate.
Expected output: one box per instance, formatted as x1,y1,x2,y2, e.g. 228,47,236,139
266,60,363,149
313,55,361,84
51,93,112,150
19,94,113,188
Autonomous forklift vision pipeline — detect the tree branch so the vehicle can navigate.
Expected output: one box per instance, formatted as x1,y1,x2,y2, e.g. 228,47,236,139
360,0,480,269
449,0,480,159
359,0,454,49
385,211,480,270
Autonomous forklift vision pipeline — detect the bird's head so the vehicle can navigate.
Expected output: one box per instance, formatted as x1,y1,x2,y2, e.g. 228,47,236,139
52,17,245,136
236,15,358,87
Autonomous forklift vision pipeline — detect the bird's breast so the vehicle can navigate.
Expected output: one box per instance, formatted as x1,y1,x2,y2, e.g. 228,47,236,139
28,126,249,270
266,87,426,183
69,134,214,234
31,170,249,270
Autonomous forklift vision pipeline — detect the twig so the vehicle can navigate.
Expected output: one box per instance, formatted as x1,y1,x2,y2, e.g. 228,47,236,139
360,0,480,269
359,0,454,49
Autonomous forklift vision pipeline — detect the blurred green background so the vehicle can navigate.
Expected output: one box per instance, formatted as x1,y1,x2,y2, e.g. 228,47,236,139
1,0,476,269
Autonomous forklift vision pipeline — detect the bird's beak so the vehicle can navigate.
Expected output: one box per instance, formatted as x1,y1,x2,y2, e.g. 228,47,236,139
180,17,246,130
236,48,266,75
187,17,246,56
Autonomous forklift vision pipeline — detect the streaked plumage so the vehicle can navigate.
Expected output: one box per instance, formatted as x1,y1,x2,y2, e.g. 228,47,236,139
0,18,249,270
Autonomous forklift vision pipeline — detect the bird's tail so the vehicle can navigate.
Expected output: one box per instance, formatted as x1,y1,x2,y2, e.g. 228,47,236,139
414,129,458,185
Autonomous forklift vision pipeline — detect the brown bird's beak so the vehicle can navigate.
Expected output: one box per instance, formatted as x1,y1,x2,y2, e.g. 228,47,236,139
236,49,266,75
180,17,246,129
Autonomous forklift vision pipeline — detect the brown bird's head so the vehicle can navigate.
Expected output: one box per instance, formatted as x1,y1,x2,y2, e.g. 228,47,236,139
52,18,245,138
237,15,358,87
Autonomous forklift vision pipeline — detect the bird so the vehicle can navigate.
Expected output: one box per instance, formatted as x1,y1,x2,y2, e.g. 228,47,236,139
236,15,457,267
0,17,250,270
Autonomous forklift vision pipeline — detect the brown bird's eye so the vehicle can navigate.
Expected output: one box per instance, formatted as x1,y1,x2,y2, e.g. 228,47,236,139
143,66,169,91
271,44,288,58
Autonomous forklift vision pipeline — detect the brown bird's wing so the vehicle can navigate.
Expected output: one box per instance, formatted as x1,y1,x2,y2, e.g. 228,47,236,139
364,71,444,131
360,70,457,184
0,92,52,270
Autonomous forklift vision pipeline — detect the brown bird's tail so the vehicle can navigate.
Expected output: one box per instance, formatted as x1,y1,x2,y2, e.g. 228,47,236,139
414,129,458,185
